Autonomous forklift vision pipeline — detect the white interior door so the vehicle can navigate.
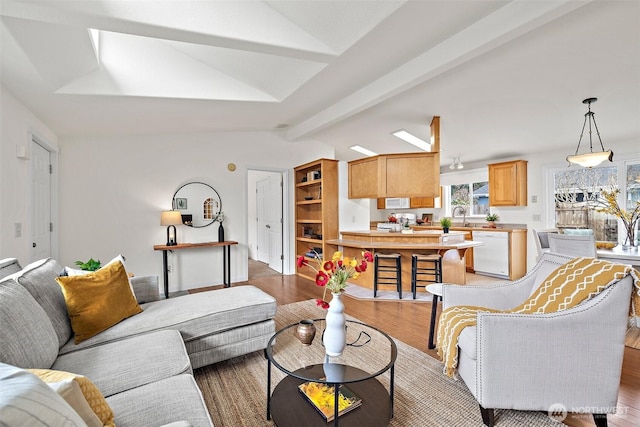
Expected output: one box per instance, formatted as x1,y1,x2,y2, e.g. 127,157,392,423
266,174,283,273
31,141,51,261
256,179,270,264
255,174,283,272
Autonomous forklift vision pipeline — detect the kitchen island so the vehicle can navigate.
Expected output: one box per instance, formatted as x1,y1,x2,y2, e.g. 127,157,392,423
326,230,483,293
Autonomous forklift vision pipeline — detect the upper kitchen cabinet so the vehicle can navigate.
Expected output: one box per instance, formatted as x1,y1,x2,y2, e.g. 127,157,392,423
410,186,443,208
488,160,528,206
348,152,440,199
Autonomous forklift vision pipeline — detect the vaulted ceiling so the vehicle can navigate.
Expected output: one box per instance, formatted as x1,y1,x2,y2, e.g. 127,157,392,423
1,0,639,165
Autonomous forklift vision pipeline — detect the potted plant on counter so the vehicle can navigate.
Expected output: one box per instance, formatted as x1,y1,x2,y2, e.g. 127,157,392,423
485,213,499,228
440,217,452,233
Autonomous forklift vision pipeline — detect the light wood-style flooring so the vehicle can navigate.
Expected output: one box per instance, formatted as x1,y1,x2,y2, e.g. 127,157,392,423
193,266,640,427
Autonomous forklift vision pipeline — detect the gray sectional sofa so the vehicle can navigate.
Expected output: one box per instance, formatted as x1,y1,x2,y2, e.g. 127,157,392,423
0,257,278,426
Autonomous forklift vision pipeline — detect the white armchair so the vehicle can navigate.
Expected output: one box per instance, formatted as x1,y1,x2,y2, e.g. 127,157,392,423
441,252,634,427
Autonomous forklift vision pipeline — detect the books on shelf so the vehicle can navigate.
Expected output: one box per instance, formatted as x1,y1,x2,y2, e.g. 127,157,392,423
298,381,362,422
304,247,323,259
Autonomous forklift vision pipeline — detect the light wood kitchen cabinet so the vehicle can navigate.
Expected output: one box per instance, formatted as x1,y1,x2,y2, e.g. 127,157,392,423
375,187,441,210
461,230,474,271
348,152,440,199
410,186,442,208
349,156,379,199
488,160,528,206
294,159,339,281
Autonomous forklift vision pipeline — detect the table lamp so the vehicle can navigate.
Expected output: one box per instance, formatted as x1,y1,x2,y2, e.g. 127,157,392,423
161,210,182,246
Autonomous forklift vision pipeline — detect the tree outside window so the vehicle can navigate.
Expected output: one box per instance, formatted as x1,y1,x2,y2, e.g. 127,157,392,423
554,166,618,242
450,182,489,216
627,164,640,213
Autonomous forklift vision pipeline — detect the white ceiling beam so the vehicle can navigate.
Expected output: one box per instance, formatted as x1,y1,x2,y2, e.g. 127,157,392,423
286,0,593,141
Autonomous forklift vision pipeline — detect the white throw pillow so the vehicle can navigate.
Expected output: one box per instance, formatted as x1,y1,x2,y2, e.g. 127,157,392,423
0,363,87,427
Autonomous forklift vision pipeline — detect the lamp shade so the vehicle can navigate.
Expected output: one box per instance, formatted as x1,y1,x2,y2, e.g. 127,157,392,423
160,210,182,226
566,150,613,168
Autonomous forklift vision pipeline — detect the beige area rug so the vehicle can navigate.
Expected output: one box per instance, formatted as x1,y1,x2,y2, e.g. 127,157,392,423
194,300,559,427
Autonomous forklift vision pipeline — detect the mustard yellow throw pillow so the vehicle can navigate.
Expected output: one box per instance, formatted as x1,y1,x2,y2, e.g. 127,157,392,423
56,260,142,343
28,368,115,427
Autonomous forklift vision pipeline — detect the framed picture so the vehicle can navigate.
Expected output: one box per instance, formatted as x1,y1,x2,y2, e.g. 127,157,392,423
422,213,433,224
175,198,188,210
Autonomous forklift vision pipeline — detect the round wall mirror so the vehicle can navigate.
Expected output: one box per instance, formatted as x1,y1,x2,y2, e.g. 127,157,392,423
172,182,222,228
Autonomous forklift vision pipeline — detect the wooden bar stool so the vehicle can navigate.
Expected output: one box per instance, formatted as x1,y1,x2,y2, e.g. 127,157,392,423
373,253,402,299
410,253,442,299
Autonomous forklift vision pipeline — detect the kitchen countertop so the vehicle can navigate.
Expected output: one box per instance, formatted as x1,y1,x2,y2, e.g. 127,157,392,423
411,225,527,233
370,221,528,233
345,229,468,237
326,238,482,250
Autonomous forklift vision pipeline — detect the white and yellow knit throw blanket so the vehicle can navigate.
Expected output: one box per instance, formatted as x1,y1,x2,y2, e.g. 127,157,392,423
437,257,640,378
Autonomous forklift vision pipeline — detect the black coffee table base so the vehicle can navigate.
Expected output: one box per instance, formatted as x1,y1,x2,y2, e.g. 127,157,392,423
270,365,392,427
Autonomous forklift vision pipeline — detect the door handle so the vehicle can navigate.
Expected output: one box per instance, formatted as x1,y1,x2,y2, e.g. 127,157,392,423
33,242,37,248
266,224,271,229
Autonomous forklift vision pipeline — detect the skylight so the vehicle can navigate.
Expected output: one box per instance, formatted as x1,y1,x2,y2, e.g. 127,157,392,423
391,130,431,151
88,28,100,65
350,145,377,157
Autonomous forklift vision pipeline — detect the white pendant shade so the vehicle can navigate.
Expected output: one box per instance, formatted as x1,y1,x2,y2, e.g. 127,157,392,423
566,149,613,168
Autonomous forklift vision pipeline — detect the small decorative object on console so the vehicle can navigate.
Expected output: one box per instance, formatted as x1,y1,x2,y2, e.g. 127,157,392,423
215,212,225,242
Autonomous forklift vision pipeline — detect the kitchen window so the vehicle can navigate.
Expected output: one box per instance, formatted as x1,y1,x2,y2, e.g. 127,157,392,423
449,181,490,216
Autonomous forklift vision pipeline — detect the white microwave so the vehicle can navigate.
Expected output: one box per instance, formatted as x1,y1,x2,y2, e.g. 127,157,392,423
385,198,410,209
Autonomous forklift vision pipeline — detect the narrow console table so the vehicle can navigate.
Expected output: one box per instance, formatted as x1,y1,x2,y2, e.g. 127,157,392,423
153,241,238,298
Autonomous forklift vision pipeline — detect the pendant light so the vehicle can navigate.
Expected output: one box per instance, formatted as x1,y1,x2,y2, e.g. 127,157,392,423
566,97,613,168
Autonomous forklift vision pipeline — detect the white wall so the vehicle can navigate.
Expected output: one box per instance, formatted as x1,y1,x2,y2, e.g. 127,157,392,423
337,161,370,233
0,84,58,262
55,132,332,291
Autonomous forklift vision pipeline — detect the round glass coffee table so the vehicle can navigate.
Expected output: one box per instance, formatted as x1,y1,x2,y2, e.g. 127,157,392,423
266,319,397,427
